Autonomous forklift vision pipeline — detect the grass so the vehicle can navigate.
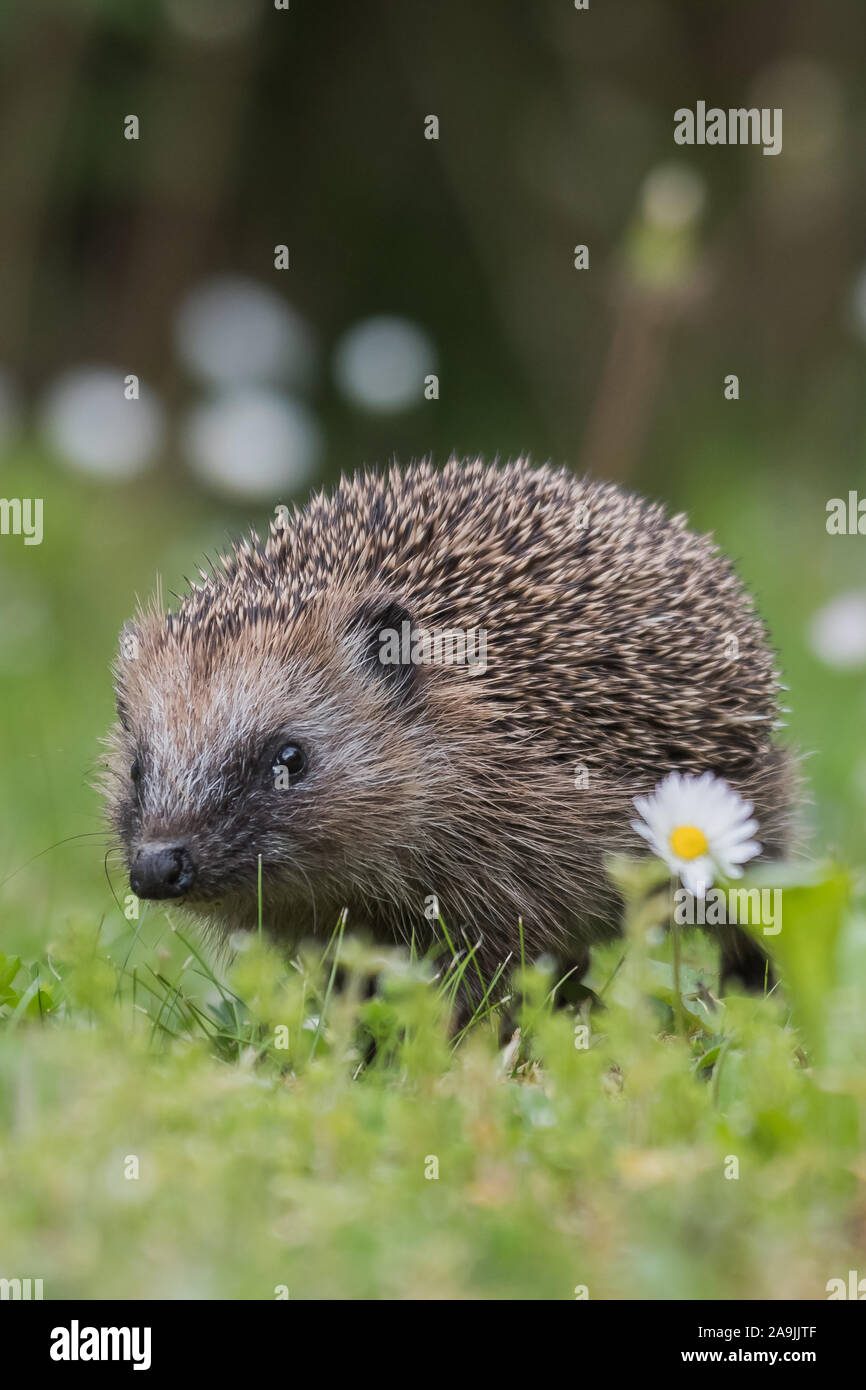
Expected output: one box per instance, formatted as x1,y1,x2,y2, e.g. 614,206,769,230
0,850,864,1301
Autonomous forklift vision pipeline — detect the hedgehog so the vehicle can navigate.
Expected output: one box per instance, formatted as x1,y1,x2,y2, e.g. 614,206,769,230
104,458,795,998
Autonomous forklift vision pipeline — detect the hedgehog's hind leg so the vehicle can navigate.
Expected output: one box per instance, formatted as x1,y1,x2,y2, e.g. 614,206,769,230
717,924,774,995
554,946,601,1008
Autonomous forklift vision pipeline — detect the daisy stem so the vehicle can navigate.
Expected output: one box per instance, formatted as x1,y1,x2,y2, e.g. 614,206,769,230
670,876,686,1038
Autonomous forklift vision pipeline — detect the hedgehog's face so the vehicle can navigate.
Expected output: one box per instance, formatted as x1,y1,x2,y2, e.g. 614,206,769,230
106,594,447,937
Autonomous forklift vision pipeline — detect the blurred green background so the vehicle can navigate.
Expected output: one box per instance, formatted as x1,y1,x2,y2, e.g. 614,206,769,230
0,0,864,956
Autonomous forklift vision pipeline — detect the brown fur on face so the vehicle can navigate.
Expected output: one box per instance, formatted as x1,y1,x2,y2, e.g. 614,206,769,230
103,458,796,980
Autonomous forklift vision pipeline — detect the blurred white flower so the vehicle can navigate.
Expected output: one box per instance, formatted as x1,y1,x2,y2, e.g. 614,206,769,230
631,771,761,898
808,591,866,670
41,367,164,479
182,388,321,501
641,163,706,232
333,315,435,412
175,276,315,390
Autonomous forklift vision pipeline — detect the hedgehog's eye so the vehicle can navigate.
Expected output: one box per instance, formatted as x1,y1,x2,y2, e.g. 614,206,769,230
271,742,307,787
130,759,141,785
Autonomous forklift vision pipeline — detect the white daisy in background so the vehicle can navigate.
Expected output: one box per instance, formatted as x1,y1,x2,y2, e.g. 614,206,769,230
41,366,165,479
332,315,436,413
631,771,762,897
808,592,866,671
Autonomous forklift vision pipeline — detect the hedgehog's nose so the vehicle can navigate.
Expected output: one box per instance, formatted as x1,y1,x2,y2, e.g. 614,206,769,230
130,843,196,900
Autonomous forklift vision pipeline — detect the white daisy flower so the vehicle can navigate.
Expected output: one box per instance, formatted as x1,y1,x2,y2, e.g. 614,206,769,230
631,771,761,898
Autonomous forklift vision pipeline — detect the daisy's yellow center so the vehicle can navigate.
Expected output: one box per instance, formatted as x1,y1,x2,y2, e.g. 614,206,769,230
669,824,709,860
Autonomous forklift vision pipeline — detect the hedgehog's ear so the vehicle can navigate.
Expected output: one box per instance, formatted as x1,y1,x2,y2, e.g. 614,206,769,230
345,595,417,703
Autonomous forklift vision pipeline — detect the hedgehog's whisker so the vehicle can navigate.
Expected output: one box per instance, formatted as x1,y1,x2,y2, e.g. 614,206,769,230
104,845,128,917
0,831,113,892
292,858,319,938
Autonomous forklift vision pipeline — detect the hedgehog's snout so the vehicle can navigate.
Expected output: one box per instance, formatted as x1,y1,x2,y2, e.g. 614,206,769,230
130,842,197,901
